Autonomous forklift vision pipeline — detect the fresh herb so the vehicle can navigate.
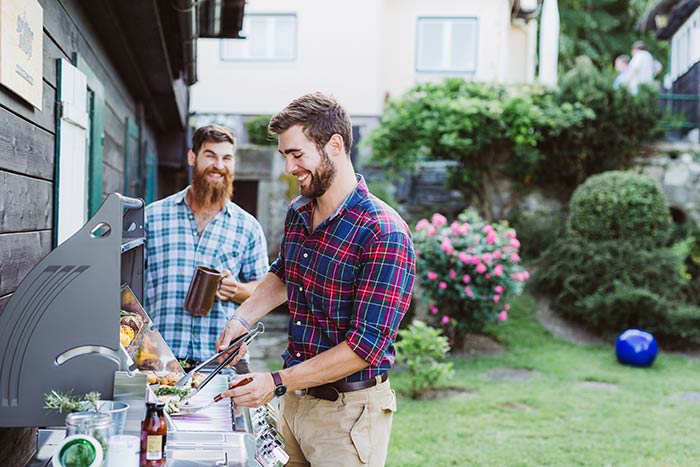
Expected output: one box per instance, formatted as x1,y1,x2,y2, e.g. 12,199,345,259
44,390,102,413
154,386,193,399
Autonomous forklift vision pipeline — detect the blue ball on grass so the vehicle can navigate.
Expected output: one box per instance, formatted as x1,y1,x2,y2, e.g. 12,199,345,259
615,329,658,367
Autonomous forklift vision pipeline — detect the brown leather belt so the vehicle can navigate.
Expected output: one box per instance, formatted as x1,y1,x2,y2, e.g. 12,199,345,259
300,373,388,402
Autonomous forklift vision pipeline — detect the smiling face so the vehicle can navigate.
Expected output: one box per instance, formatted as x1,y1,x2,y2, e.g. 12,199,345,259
279,125,337,199
188,140,235,210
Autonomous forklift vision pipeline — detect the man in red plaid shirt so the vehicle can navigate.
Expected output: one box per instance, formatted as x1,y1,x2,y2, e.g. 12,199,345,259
217,92,415,466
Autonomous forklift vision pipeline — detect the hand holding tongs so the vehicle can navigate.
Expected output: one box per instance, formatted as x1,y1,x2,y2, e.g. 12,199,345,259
175,322,264,401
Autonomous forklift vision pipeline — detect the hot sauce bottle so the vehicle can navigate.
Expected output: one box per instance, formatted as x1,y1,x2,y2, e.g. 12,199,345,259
140,401,167,467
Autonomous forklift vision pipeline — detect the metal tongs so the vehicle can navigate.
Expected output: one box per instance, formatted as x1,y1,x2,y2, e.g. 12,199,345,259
176,322,264,403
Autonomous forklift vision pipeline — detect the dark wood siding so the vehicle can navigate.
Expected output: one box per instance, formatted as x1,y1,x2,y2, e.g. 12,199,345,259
670,61,700,132
0,0,156,312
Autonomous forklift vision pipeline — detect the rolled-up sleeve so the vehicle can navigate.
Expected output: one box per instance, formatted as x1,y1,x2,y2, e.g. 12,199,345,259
346,231,416,366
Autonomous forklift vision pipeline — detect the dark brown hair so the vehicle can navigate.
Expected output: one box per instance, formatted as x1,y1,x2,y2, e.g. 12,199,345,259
191,124,236,154
268,92,353,153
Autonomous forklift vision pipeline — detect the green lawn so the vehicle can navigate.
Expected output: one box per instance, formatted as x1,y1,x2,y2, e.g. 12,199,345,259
388,293,700,466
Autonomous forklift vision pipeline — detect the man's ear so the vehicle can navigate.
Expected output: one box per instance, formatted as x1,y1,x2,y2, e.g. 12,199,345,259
187,149,196,166
327,134,345,157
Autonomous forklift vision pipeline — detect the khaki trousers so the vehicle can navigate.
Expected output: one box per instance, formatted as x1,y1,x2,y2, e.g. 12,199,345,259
279,379,397,467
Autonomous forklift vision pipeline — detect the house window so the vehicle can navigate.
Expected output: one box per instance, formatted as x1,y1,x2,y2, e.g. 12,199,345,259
416,17,478,73
220,14,296,61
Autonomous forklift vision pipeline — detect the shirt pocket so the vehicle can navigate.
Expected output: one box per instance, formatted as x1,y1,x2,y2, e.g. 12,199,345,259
216,249,241,274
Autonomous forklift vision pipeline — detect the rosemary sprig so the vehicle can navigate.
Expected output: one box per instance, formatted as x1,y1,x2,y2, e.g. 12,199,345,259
44,390,102,413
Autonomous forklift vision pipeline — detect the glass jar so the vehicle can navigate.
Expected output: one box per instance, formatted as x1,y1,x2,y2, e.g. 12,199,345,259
140,402,167,466
65,412,112,462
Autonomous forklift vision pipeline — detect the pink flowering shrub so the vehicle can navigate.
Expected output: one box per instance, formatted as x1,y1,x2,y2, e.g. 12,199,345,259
414,210,528,345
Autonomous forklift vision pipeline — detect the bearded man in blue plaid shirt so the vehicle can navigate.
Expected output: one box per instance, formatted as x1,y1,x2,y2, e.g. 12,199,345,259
144,125,269,369
216,94,415,467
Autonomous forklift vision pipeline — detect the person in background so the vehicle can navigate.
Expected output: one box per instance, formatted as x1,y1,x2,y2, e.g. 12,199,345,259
216,92,416,466
144,124,269,373
619,41,661,94
613,54,629,89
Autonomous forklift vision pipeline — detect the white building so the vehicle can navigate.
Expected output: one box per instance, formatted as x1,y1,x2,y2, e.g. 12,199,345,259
191,0,549,141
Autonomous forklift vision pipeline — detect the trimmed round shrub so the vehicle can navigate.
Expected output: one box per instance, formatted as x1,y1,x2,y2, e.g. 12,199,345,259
567,171,672,248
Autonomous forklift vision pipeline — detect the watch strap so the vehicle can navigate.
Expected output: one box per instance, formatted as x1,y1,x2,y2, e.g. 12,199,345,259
271,371,283,387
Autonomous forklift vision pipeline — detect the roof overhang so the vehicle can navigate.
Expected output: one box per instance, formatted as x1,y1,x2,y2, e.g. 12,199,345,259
639,0,700,39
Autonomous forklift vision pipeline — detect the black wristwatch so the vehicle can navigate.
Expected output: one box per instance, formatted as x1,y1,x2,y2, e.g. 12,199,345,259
271,371,287,397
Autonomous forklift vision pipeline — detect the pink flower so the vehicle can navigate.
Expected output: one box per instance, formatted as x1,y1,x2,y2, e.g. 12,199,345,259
476,263,487,274
482,225,494,233
485,273,491,279
472,256,482,264
450,221,462,234
440,238,454,254
415,219,431,231
486,232,498,244
427,271,438,280
493,294,500,302
449,269,457,279
494,264,504,276
441,315,450,325
509,238,521,249
498,311,508,321
504,304,511,311
429,302,439,314
482,253,493,264
427,227,437,237
432,213,447,227
462,274,471,284
459,223,471,235
511,253,521,262
458,252,471,264
494,285,504,293
493,250,502,259
506,230,517,239
464,286,474,297
438,281,447,290
523,270,530,280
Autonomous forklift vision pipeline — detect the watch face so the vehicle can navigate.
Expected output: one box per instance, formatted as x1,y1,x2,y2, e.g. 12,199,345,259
274,385,287,397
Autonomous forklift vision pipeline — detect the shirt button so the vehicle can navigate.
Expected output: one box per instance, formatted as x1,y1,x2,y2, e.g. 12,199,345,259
298,286,303,292
303,253,308,258
296,321,301,325
295,353,301,358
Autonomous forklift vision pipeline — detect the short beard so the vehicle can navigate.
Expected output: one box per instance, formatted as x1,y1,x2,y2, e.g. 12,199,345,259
300,147,336,198
191,162,234,210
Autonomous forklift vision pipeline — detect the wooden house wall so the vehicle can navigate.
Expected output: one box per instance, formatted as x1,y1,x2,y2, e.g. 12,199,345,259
0,0,160,316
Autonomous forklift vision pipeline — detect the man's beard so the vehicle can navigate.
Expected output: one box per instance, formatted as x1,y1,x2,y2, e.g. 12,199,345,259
191,162,234,210
300,147,336,198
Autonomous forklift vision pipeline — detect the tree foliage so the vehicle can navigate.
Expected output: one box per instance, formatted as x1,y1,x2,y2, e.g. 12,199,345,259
368,64,660,219
559,0,668,71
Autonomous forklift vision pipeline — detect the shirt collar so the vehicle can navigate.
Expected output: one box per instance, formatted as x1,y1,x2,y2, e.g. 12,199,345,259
292,174,369,225
175,186,234,217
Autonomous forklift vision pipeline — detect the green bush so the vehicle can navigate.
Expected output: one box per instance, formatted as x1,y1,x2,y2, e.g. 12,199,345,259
395,320,454,399
532,238,696,348
244,115,274,146
507,209,566,260
567,171,672,248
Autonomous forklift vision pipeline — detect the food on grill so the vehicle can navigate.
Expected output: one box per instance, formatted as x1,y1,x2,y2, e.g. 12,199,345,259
158,373,180,386
138,358,164,371
153,386,194,415
119,324,135,347
191,372,206,388
119,310,142,333
166,359,184,373
141,370,160,385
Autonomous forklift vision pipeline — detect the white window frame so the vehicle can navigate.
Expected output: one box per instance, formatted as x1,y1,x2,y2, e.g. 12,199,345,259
415,16,478,74
219,13,297,62
670,7,700,81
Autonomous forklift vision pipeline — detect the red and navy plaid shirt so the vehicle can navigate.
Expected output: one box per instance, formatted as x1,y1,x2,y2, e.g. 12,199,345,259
270,175,415,383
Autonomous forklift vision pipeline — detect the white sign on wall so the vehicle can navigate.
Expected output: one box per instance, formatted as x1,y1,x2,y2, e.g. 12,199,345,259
0,0,43,110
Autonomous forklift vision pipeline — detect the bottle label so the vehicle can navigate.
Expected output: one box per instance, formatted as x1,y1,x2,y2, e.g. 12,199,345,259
146,435,164,460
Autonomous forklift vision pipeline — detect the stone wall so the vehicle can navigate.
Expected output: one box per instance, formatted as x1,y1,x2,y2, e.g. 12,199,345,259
636,141,700,224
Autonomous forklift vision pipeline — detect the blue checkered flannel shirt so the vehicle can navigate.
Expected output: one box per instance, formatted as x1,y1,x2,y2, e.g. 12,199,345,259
144,187,269,361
